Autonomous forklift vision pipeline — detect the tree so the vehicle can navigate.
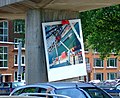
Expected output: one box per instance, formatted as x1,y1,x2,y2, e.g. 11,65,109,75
79,5,120,59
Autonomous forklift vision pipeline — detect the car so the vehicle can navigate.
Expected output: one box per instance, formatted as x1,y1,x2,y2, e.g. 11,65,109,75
77,82,114,98
115,83,120,90
0,82,25,95
96,80,117,90
115,79,120,83
9,82,113,98
89,80,101,85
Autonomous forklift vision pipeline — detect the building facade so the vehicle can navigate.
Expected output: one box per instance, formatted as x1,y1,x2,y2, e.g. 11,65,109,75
0,20,25,82
0,20,120,82
85,49,120,81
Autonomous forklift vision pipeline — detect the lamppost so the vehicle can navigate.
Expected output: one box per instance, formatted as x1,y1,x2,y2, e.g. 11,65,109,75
93,50,96,80
17,41,22,82
0,41,22,82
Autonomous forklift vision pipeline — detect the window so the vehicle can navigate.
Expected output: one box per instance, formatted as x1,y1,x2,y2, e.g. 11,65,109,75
14,71,17,81
95,73,104,81
85,58,89,63
14,71,25,82
21,71,25,81
82,87,111,98
37,88,47,93
22,87,36,93
12,88,23,95
94,58,103,67
107,58,117,67
14,55,25,66
0,47,8,68
13,19,25,33
14,38,25,49
107,73,117,80
86,58,91,72
0,21,8,42
55,88,87,98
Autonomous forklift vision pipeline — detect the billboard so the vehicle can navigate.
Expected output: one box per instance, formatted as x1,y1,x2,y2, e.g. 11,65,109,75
42,19,87,81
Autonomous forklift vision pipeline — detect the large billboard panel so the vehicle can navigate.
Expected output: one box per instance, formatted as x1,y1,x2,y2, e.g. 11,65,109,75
42,19,87,81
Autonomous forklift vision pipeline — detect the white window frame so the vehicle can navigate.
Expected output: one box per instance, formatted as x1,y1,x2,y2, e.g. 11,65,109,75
0,46,8,68
85,58,89,63
107,58,117,68
94,58,104,68
0,21,8,42
14,71,25,82
95,73,104,81
14,54,25,66
14,38,25,49
107,73,117,80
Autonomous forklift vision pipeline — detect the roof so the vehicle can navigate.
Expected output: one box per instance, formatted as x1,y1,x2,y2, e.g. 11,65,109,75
10,82,97,96
12,82,95,90
35,82,95,89
0,0,120,19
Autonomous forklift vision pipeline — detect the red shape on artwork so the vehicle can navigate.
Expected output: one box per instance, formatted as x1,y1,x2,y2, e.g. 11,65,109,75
62,20,69,25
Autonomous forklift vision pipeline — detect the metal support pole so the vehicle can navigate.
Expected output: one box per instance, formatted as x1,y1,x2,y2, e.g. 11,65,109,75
94,51,96,80
17,41,22,82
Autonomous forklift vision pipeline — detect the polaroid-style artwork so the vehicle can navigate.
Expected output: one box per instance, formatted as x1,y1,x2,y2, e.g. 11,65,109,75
42,19,87,81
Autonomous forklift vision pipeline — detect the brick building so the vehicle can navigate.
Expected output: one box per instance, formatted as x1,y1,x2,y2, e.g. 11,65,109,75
85,49,120,81
0,20,25,82
0,20,120,82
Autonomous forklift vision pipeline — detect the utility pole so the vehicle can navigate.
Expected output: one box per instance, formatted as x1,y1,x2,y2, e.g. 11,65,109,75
17,41,22,82
93,50,96,80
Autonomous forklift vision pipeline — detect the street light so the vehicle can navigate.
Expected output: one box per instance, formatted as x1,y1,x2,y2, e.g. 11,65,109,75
0,41,22,82
17,41,22,82
93,50,96,80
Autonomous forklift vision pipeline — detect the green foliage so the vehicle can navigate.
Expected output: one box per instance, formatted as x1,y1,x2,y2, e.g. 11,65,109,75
80,5,120,59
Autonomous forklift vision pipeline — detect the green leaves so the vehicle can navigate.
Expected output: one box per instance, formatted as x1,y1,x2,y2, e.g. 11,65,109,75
80,5,120,59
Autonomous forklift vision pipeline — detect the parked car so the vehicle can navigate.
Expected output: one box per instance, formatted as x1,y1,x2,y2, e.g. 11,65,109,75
115,79,120,83
0,82,25,95
115,83,120,90
89,80,101,85
96,80,117,90
104,80,117,85
9,82,113,98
